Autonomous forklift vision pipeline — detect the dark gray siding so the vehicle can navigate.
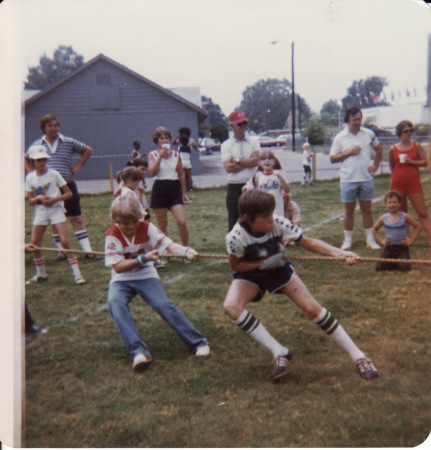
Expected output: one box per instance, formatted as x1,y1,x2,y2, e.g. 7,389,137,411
25,59,202,180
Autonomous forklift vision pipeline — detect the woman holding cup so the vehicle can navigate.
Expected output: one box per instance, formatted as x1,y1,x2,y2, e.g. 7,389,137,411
148,127,190,266
389,120,431,244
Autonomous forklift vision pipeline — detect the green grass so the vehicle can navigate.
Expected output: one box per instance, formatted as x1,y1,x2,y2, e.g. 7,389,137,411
24,174,431,447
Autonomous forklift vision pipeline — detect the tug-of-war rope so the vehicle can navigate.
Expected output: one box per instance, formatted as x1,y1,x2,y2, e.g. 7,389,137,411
31,246,431,266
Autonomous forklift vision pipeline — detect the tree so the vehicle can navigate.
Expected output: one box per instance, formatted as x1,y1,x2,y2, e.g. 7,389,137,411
24,45,85,90
201,96,228,127
303,117,327,145
341,76,389,113
320,99,341,127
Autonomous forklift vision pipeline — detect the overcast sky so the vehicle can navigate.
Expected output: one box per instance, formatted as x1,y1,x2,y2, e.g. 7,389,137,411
14,0,431,114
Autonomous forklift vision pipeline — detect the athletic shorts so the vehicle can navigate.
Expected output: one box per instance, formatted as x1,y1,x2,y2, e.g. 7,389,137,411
390,180,423,196
303,164,312,174
233,261,295,302
375,244,411,272
180,153,192,170
64,181,82,217
33,205,67,226
340,180,375,203
150,179,183,209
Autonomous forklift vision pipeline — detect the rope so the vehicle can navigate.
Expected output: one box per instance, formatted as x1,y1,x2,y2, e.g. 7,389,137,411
29,246,431,265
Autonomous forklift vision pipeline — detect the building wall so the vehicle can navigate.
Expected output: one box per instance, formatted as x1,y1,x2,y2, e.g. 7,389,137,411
25,59,201,179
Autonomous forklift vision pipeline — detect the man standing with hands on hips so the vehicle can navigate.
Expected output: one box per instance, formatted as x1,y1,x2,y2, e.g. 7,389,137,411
330,106,382,250
221,110,260,231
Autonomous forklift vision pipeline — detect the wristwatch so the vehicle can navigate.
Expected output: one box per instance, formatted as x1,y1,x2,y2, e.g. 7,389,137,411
234,157,240,164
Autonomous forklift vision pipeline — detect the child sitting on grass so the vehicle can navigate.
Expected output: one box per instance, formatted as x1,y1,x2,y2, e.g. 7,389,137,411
104,195,210,371
372,190,422,272
223,189,378,383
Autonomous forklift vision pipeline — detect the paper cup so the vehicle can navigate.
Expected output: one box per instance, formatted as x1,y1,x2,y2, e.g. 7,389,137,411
162,143,170,151
399,154,407,163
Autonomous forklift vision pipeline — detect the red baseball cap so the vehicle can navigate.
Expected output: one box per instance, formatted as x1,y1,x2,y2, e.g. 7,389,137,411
229,110,248,124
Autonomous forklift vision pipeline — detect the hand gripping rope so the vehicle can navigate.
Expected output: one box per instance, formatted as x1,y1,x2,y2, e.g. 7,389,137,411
28,246,431,266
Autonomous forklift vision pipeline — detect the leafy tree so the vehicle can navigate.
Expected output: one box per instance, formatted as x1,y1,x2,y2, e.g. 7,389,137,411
341,76,389,113
320,99,341,127
210,122,229,143
24,45,85,90
303,117,327,145
201,96,228,127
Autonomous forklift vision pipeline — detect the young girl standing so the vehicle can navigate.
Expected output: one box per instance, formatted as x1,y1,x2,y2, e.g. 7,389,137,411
25,145,85,285
243,150,291,217
373,190,422,272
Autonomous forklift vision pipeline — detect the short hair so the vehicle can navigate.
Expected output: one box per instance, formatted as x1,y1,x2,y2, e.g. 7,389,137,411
129,157,148,168
40,114,59,132
344,106,362,124
384,190,402,203
133,140,141,147
395,120,414,137
178,126,191,137
238,189,275,227
152,127,172,144
179,135,189,146
110,195,144,222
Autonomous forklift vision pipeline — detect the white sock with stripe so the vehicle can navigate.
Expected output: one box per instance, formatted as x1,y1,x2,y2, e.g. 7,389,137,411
34,256,47,277
235,310,289,358
74,229,93,253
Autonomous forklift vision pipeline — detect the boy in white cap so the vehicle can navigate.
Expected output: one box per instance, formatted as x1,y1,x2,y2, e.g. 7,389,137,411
25,145,86,285
302,142,313,185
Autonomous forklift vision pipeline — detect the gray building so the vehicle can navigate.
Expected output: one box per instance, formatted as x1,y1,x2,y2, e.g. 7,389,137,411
24,54,209,180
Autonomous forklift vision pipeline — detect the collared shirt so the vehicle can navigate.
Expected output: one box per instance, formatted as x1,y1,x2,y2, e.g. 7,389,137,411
330,126,379,183
26,133,88,182
221,135,261,184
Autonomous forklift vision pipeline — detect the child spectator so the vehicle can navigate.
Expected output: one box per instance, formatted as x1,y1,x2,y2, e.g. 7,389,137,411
243,150,290,217
104,195,210,371
373,190,422,272
302,142,313,185
25,145,86,285
223,189,378,383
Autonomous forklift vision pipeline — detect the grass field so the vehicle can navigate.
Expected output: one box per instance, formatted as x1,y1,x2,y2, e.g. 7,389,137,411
24,174,431,448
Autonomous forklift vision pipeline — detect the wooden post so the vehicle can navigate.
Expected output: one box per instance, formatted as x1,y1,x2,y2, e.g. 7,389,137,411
109,163,113,192
312,149,317,181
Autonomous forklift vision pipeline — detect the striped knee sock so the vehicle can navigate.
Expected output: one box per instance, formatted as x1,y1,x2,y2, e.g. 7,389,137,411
34,256,47,277
68,256,82,277
74,229,93,253
52,233,64,251
314,308,364,362
235,310,289,358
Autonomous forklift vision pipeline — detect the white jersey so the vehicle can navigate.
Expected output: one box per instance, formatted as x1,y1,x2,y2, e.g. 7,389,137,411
150,150,180,180
226,214,302,260
105,221,172,283
245,171,286,217
25,168,67,215
302,149,312,166
329,126,379,182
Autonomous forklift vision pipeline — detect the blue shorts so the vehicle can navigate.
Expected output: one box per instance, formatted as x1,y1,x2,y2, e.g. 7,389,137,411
233,261,295,302
340,180,375,203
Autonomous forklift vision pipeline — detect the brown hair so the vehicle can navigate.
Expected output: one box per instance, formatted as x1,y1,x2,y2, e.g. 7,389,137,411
116,167,143,184
152,126,172,144
40,114,59,133
384,190,402,203
238,189,275,227
110,195,143,222
395,120,414,137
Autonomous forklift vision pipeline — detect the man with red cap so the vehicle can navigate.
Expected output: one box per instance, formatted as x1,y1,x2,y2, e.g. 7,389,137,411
221,110,261,231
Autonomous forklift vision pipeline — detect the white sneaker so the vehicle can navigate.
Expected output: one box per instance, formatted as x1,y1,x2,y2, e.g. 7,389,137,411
341,240,352,250
25,274,48,285
74,274,86,285
195,344,210,357
367,240,380,250
133,353,153,370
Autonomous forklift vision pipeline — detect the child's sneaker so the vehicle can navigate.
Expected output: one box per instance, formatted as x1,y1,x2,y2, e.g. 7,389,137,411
74,274,86,285
25,275,48,285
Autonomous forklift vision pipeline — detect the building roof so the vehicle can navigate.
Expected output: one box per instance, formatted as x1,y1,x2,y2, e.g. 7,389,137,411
24,53,208,122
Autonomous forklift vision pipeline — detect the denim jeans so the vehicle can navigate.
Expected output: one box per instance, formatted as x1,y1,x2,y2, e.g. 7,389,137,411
107,278,207,359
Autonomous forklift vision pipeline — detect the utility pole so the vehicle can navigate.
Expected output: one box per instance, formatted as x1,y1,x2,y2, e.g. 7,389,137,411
291,41,296,152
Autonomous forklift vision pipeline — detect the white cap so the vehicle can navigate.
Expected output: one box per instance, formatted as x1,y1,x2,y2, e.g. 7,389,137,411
28,145,50,160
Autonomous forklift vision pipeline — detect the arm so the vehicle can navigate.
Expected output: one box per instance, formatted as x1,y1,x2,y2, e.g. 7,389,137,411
275,170,290,194
176,156,189,204
298,235,362,265
165,242,198,261
148,151,162,177
406,142,428,167
41,184,73,207
112,249,160,273
228,254,260,272
72,146,93,175
388,146,395,172
403,214,422,246
222,150,260,173
368,142,382,175
329,146,362,164
372,216,388,246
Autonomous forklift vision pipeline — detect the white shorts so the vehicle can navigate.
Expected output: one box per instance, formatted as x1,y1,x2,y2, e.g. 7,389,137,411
33,205,67,226
180,153,192,170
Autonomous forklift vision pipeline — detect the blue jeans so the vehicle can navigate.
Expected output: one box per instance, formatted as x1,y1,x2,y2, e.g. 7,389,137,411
107,278,207,359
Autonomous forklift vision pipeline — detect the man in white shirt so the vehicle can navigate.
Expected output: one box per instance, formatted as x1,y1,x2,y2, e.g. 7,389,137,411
330,106,382,250
221,110,260,231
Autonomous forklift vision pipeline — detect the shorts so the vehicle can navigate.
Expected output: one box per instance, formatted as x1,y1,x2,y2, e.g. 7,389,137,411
390,180,423,196
150,179,183,209
340,180,375,203
64,181,82,217
180,153,192,170
375,244,411,272
303,164,312,174
33,205,67,226
233,261,295,302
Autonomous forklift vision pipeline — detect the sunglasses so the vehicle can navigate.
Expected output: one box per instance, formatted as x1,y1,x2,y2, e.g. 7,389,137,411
402,129,413,134
236,122,248,128
260,157,275,161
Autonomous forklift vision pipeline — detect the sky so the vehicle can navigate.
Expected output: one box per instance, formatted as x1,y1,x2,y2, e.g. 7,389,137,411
11,0,431,115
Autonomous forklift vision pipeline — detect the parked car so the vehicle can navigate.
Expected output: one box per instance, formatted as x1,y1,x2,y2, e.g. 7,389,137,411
199,137,221,155
258,135,287,148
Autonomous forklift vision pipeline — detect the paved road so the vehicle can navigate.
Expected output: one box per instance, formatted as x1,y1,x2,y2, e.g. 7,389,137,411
76,149,392,194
